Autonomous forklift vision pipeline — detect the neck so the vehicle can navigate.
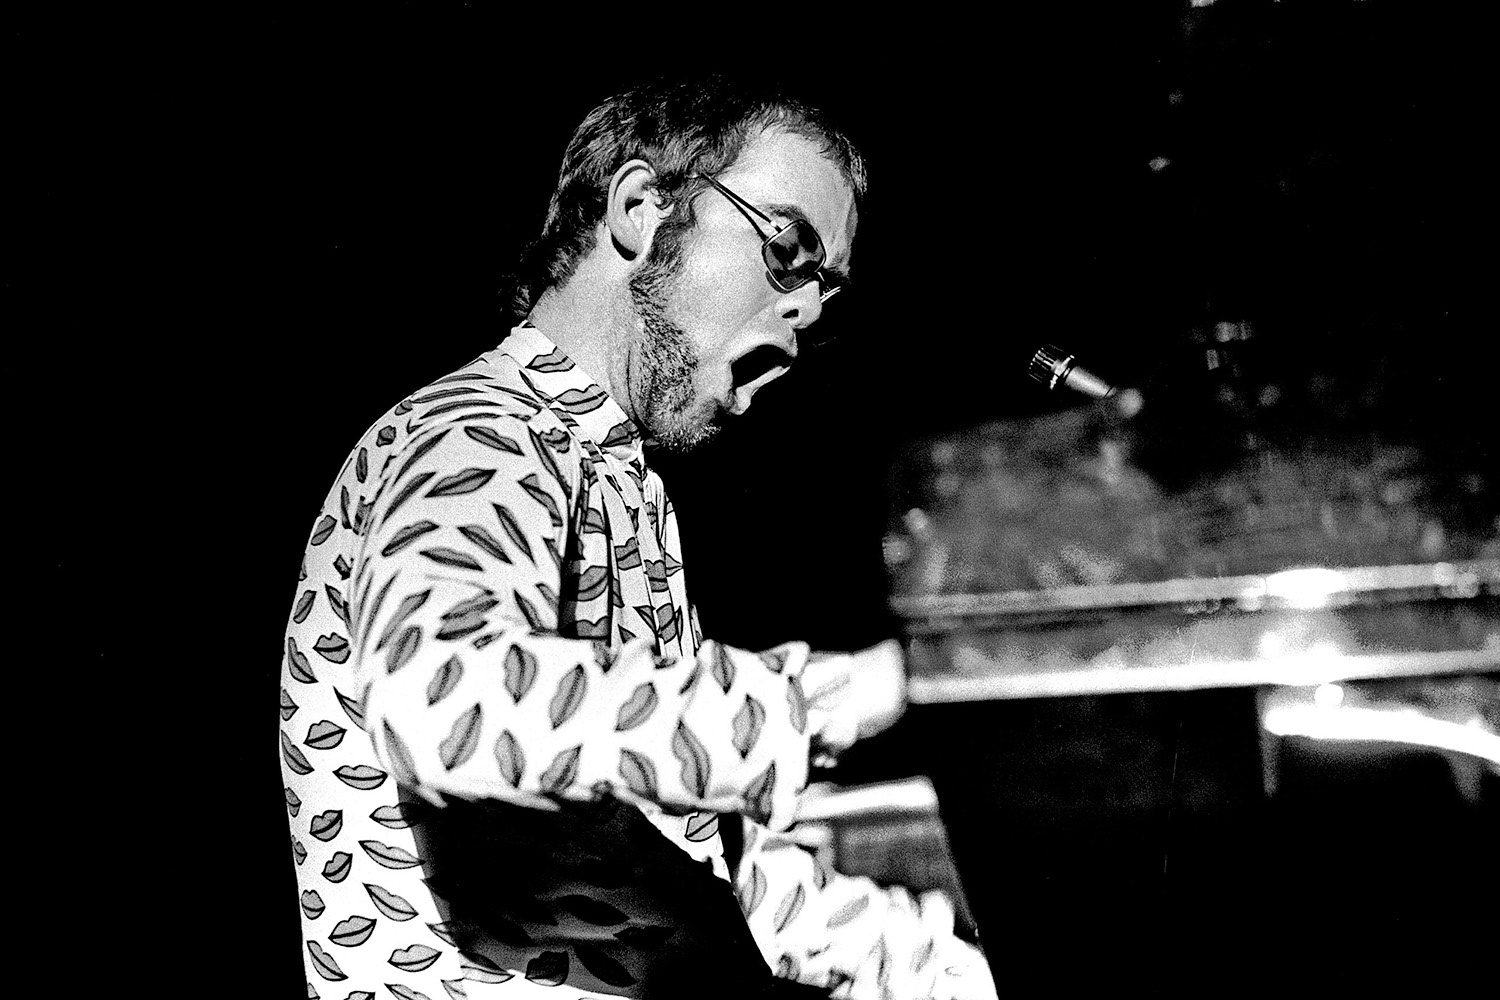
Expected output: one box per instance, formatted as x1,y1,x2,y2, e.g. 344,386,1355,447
525,246,639,420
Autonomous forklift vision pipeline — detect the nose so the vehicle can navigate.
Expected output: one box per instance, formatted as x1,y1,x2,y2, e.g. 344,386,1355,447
777,280,825,332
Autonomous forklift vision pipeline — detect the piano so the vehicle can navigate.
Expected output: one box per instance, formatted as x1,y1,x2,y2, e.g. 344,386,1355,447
863,332,1497,992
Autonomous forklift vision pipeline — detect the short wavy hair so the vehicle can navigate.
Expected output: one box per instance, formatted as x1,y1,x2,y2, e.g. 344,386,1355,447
506,75,868,318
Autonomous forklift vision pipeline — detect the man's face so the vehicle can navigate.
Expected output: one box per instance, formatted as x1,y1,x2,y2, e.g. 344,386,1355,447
626,128,857,452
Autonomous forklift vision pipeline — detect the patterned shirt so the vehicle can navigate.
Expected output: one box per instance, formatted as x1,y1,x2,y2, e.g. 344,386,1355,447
280,324,986,999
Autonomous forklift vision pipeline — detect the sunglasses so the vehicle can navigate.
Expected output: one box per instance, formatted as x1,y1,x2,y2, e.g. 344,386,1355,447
693,172,844,303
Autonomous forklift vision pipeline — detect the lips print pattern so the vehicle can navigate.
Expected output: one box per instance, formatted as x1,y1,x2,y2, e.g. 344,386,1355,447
280,325,987,998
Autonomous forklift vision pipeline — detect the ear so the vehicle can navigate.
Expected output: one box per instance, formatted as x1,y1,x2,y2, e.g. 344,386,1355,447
605,158,667,259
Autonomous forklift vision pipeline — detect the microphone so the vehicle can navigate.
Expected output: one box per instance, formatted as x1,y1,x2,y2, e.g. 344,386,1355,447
1028,344,1118,399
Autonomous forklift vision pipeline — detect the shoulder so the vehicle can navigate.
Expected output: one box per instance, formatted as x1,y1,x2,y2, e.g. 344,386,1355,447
351,353,564,470
365,355,593,507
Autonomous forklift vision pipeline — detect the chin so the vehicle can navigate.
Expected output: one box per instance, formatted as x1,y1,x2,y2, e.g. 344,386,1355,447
646,406,724,455
651,421,721,455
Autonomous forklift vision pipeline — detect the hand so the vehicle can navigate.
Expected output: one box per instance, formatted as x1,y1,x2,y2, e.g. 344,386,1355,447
801,638,907,753
933,939,999,1000
919,892,998,1000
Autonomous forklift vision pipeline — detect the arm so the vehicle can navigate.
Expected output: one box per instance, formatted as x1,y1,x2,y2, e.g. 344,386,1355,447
729,644,990,999
736,824,996,1000
348,414,819,830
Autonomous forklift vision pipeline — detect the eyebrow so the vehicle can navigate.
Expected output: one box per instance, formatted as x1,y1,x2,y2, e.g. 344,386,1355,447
761,200,854,284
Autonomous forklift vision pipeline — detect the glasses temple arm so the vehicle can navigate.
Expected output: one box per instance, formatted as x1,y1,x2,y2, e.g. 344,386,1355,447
692,172,782,237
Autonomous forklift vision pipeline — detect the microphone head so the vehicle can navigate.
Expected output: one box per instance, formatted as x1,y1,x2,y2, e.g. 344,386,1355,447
1028,344,1118,399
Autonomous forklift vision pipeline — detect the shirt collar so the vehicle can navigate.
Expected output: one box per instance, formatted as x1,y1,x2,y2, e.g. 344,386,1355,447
493,323,646,466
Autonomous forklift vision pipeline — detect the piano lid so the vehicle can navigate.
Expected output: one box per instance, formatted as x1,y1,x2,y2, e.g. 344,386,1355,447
884,336,1498,699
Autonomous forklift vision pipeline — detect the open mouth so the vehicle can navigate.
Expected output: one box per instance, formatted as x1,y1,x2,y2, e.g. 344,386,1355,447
729,344,794,393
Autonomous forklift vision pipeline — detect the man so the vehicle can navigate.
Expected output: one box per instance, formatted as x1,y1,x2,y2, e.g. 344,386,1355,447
279,77,996,998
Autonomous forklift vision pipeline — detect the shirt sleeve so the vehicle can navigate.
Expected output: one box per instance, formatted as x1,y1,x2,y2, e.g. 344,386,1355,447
348,414,816,830
734,822,997,1000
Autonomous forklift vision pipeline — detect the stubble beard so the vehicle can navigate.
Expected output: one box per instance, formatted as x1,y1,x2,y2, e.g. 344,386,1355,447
627,215,722,454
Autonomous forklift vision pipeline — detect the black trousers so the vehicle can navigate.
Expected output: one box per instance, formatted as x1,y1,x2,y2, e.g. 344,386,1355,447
410,791,830,998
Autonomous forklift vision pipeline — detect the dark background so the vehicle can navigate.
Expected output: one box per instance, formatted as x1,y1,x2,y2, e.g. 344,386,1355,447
13,2,1491,993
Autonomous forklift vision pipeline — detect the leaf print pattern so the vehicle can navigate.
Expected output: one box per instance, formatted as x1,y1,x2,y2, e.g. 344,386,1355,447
494,729,525,787
286,637,316,684
281,731,314,776
369,803,420,830
712,643,737,693
670,721,712,799
739,863,768,918
384,626,421,674
502,644,537,703
528,426,570,501
381,520,440,558
618,747,659,799
547,665,587,729
453,524,509,565
826,895,870,929
435,593,499,642
685,811,719,843
614,682,658,731
417,546,483,571
774,883,807,934
374,590,430,652
525,950,569,986
314,633,351,664
436,704,482,771
537,744,582,793
321,851,351,883
310,809,343,841
389,943,442,973
425,467,495,498
511,588,550,631
424,655,463,706
459,952,514,984
492,503,532,561
575,943,637,988
324,587,351,630
333,687,367,730
279,325,977,997
786,675,809,735
305,720,346,750
330,914,377,947
745,761,778,825
517,473,563,528
463,424,523,454
333,765,387,791
732,694,767,759
307,940,347,981
360,840,422,870
310,515,337,546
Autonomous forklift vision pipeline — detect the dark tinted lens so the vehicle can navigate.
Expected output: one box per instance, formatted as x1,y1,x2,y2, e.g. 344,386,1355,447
763,221,825,288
